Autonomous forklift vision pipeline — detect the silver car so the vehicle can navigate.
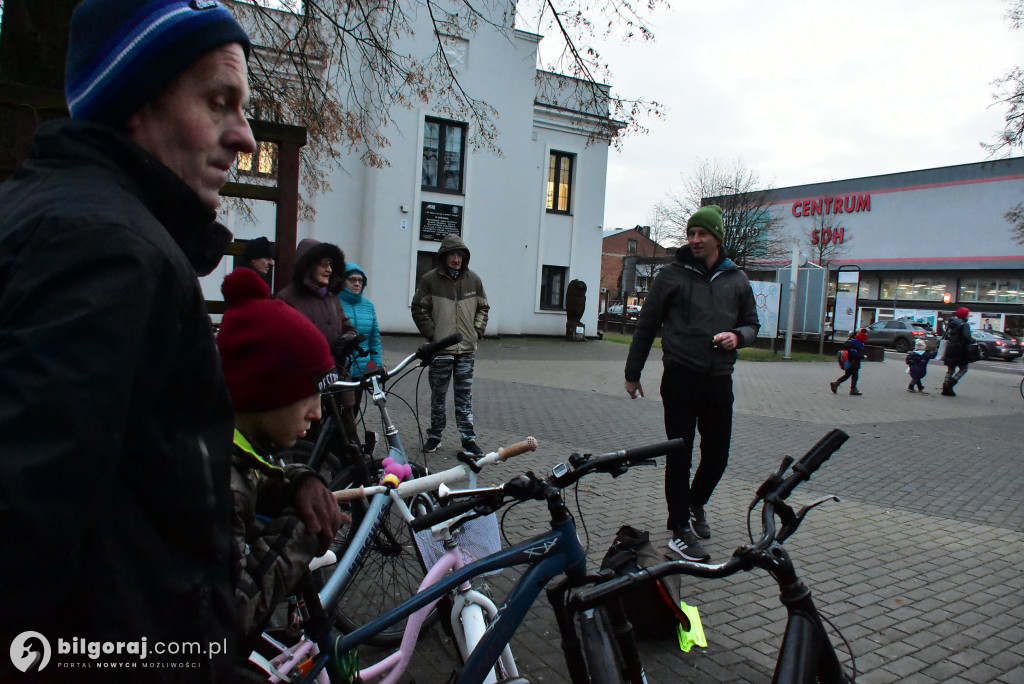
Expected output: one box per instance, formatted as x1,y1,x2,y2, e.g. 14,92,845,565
864,319,939,353
971,330,1023,361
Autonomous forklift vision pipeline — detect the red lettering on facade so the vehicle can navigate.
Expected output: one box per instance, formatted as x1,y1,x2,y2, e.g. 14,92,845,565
833,196,843,213
792,203,802,217
856,194,870,211
811,229,819,244
811,199,822,216
834,226,845,243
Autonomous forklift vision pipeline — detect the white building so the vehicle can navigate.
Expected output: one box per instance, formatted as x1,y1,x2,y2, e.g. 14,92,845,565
204,3,621,338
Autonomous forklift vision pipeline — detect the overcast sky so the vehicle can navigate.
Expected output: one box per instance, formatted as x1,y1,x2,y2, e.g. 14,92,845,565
585,0,1024,231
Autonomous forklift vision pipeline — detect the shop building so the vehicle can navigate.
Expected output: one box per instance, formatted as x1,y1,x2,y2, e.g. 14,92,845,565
763,158,1024,337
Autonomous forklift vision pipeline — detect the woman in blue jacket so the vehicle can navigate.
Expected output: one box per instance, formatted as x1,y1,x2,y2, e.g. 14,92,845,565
339,263,383,378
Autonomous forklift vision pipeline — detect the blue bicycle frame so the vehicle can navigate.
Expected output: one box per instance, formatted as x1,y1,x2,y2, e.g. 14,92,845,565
303,511,588,683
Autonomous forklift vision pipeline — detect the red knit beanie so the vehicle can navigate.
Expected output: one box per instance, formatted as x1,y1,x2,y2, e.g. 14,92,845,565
217,268,336,412
956,307,970,320
855,328,868,342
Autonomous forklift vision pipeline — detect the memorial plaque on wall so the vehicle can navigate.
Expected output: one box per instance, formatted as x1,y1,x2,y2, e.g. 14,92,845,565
420,202,463,242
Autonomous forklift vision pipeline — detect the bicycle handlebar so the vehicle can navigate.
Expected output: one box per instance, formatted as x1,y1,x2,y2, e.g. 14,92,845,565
408,439,688,532
333,437,537,504
325,333,463,392
415,333,463,362
574,428,850,609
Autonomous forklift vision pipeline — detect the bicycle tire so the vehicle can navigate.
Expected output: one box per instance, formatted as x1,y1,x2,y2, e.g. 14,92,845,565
330,463,440,646
577,607,624,684
1019,376,1023,401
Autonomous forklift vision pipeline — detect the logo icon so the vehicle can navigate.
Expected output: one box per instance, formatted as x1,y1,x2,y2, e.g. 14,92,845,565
10,632,51,673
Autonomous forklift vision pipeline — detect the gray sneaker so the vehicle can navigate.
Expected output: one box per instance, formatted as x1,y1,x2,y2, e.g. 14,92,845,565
690,505,711,539
668,528,710,563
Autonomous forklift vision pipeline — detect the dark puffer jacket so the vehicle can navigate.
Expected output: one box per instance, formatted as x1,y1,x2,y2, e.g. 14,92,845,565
277,238,356,361
626,245,759,380
943,316,973,366
0,120,236,680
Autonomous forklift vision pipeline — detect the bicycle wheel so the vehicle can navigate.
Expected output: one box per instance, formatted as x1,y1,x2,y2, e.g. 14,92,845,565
1020,376,1023,401
577,607,624,684
330,463,440,646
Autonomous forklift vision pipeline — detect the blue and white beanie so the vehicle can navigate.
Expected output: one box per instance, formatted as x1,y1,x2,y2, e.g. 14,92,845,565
65,0,250,126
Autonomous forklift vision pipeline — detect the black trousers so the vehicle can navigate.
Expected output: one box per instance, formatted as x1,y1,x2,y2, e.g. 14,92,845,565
660,366,734,532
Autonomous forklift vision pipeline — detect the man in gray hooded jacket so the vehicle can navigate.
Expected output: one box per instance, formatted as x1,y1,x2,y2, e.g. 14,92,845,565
624,205,759,563
411,234,489,455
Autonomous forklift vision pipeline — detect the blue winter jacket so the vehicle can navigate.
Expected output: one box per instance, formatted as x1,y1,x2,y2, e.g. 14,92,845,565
905,349,937,378
339,262,383,377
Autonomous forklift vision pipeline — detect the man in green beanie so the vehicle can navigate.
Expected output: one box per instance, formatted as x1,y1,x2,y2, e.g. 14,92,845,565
624,204,759,563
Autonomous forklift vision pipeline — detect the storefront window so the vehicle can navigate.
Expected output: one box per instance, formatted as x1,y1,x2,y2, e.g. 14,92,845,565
958,279,977,302
978,278,999,303
880,278,896,299
996,279,1020,303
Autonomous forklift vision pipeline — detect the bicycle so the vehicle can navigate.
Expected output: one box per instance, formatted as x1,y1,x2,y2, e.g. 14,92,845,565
291,437,691,683
322,436,539,684
254,434,538,683
316,429,852,683
570,428,855,683
249,333,461,680
1019,375,1023,401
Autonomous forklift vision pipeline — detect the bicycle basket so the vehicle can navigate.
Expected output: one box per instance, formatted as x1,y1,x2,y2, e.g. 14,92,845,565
413,513,502,576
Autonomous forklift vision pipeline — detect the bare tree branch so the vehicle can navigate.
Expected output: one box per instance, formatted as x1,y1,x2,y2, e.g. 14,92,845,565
654,158,788,268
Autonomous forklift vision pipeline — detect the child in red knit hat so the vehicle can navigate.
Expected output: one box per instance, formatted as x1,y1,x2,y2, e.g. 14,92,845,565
216,267,347,656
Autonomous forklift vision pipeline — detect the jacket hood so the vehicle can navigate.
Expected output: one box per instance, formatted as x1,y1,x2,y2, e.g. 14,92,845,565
343,262,368,290
292,238,346,295
437,233,471,270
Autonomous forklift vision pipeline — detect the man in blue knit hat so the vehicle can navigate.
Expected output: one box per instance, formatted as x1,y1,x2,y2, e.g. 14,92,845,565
624,205,759,564
0,1,257,679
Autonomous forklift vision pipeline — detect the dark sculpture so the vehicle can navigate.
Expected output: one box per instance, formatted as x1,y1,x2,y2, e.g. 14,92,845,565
565,279,587,340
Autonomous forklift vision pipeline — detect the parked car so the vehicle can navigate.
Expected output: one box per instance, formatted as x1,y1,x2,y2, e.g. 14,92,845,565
971,330,1023,361
864,319,939,353
602,304,641,322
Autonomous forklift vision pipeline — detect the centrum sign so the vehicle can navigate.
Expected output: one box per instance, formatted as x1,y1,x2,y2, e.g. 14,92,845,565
791,193,871,217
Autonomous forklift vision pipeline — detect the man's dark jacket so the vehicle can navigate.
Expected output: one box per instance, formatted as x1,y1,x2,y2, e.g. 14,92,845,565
625,246,759,380
0,120,237,680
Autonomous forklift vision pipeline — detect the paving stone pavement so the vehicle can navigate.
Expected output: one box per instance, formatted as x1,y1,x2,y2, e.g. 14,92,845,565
352,334,1024,683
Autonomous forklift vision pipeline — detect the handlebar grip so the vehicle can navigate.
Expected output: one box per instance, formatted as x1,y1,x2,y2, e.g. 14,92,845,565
780,429,849,498
497,436,538,460
416,333,463,361
409,495,481,532
617,438,688,462
333,486,375,502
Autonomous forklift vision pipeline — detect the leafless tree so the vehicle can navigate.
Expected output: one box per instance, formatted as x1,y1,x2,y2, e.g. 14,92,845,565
983,0,1024,244
803,211,850,267
654,158,788,268
0,0,665,214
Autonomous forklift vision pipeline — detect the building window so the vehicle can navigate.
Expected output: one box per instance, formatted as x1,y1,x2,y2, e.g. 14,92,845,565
959,278,1020,303
627,239,637,253
546,151,573,213
236,140,278,178
879,276,950,302
540,265,568,310
422,118,466,193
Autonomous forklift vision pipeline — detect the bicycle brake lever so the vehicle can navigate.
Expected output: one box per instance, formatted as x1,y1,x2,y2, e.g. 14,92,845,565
777,494,840,543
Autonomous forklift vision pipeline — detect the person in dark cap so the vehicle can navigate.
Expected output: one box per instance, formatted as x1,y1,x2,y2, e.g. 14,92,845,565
216,268,345,660
624,205,759,564
243,236,276,282
0,1,255,678
941,307,973,397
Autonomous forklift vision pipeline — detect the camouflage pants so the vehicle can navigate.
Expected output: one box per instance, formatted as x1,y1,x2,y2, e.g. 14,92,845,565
427,353,475,441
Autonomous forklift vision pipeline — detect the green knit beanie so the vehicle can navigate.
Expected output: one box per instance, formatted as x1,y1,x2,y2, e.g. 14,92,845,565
686,205,725,244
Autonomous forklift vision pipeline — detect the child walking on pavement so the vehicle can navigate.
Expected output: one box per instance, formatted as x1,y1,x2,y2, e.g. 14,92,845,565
905,339,937,393
830,328,868,396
